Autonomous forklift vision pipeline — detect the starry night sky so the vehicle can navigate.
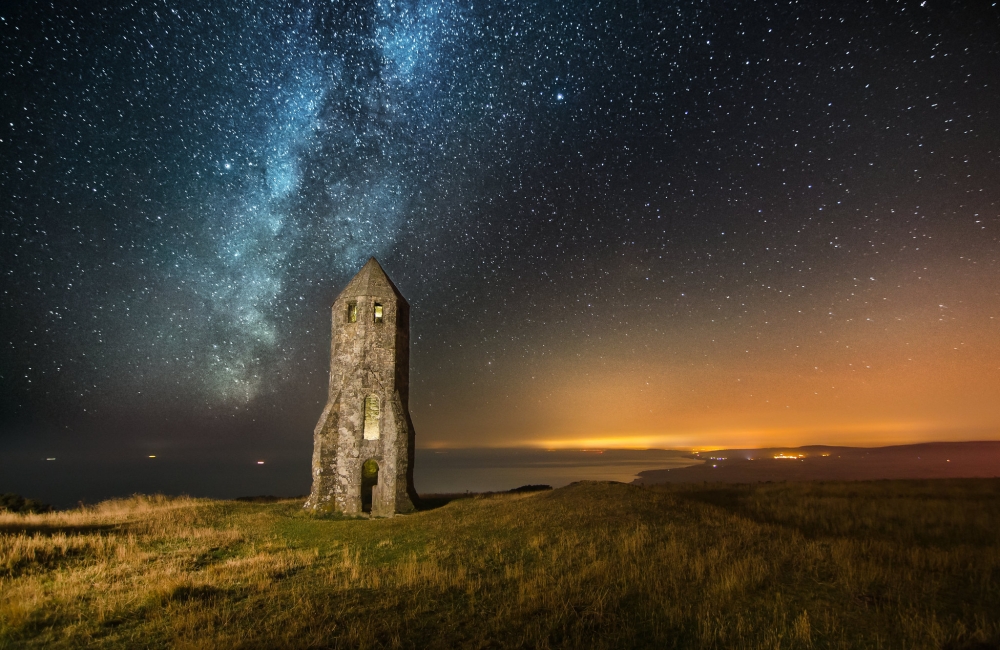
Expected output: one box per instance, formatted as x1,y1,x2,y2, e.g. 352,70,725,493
2,0,999,473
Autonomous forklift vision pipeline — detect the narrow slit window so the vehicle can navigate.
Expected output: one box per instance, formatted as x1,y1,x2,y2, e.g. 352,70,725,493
374,303,383,323
347,302,358,323
363,395,380,440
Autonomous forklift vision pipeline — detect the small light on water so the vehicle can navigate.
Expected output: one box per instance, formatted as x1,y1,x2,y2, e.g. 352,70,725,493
257,461,265,465
148,455,156,458
46,457,56,461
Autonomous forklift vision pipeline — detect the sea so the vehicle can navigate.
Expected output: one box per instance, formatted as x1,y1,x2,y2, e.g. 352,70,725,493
413,448,699,494
0,446,698,508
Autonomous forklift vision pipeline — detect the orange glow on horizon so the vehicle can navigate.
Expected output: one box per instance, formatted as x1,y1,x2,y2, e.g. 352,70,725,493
413,262,1000,450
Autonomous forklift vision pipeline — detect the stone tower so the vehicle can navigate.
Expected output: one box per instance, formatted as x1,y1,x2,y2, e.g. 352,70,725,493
305,258,417,516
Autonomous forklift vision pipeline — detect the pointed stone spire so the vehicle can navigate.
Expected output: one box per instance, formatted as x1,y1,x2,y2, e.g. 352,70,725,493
337,257,407,305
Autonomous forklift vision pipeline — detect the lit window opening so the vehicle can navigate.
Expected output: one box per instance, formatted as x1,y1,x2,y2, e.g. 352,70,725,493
374,303,383,323
347,302,358,323
363,395,380,440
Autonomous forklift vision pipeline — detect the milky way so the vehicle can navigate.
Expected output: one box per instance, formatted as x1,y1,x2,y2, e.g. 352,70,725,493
1,0,998,457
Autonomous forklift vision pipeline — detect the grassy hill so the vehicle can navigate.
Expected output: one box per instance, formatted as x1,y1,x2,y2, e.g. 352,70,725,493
2,480,999,649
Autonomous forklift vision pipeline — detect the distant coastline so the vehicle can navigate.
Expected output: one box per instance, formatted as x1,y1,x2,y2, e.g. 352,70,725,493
634,440,1000,484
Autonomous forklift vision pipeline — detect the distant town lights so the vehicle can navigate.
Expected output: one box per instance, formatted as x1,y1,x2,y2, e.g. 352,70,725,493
257,461,265,465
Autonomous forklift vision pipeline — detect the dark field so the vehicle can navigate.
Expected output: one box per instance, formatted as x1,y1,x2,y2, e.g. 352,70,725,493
2,480,999,649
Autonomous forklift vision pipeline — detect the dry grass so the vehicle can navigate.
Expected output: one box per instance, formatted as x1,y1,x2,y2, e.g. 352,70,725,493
1,480,998,649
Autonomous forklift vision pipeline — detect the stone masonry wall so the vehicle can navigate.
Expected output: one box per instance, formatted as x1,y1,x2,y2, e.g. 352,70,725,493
305,259,417,516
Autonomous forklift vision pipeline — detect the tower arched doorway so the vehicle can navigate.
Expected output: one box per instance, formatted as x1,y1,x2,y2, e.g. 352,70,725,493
361,459,379,514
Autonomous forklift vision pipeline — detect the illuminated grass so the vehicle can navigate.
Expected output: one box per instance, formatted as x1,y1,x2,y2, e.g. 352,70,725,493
1,481,998,648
